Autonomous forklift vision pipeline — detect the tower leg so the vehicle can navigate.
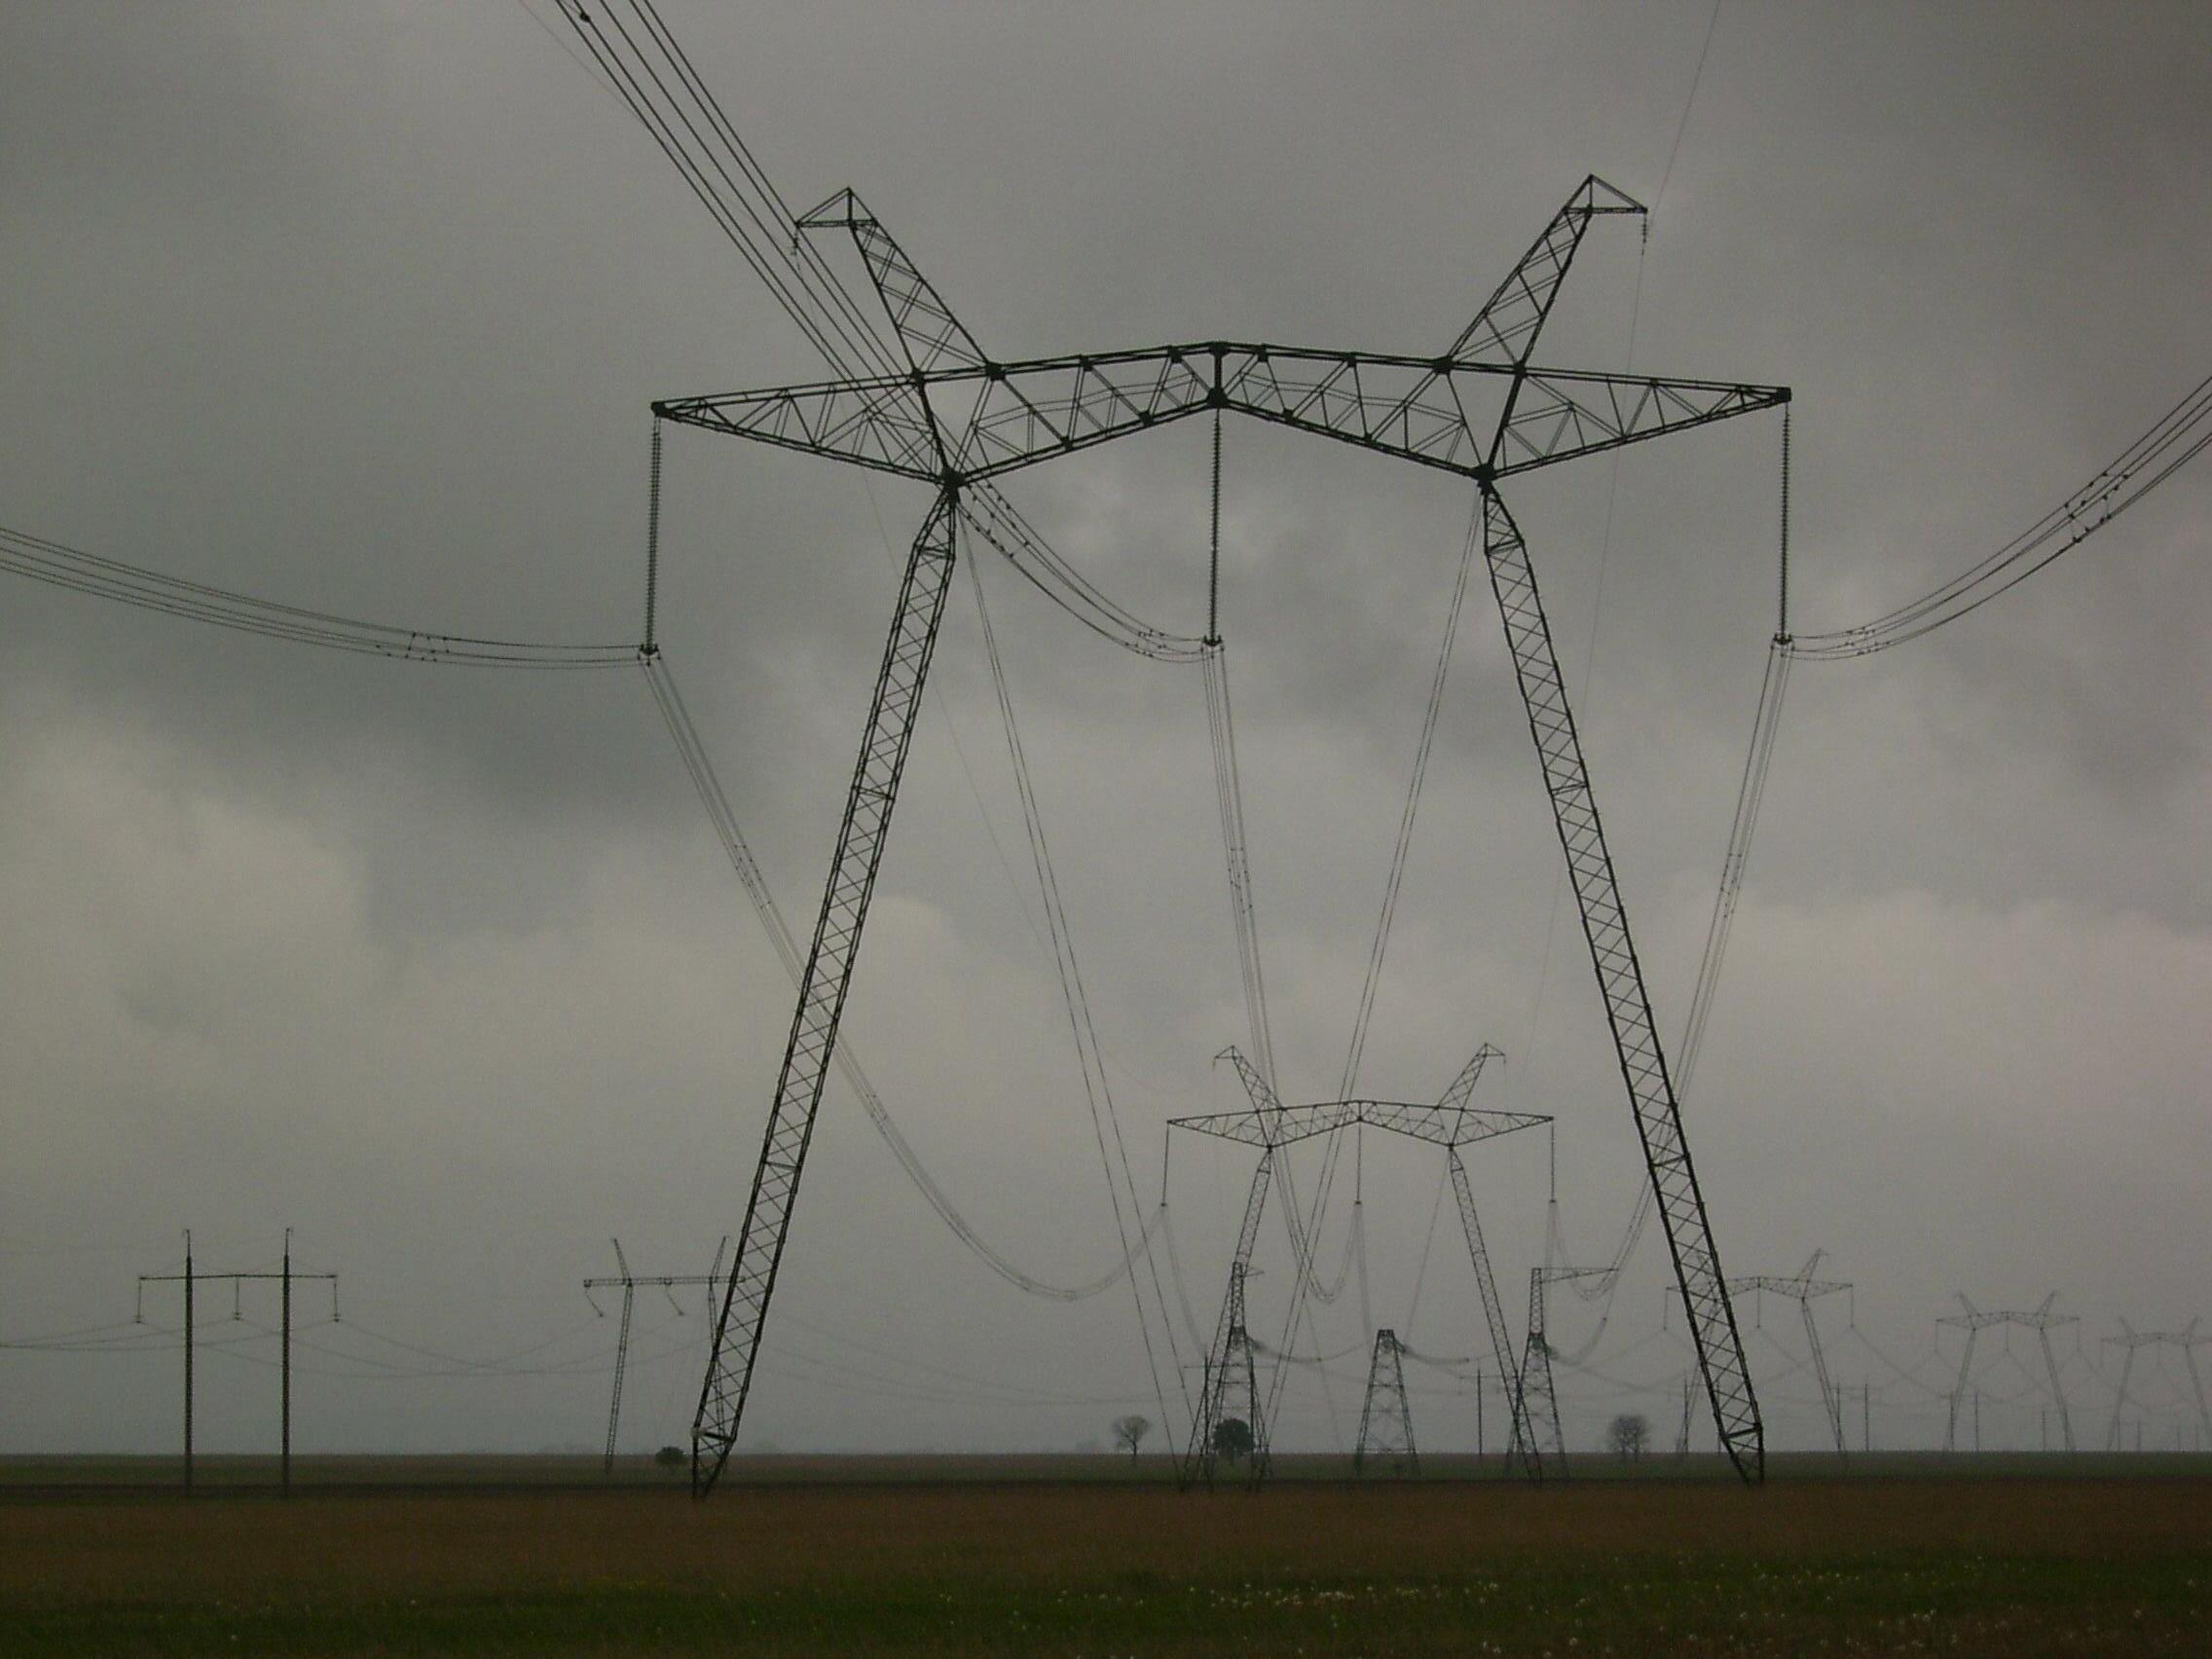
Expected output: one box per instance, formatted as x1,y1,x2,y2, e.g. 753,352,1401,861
1800,1298,1845,1456
2036,1327,2074,1453
606,1283,634,1476
1515,1270,1567,1478
691,492,961,1496
1447,1148,1534,1476
2105,1347,2135,1454
1945,1330,1977,1453
1480,490,1760,1481
1185,1153,1275,1489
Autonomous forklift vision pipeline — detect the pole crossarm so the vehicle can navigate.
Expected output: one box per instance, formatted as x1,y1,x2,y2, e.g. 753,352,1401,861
656,350,1787,488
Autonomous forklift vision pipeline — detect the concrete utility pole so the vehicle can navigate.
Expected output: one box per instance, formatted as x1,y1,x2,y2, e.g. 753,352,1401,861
137,1232,338,1494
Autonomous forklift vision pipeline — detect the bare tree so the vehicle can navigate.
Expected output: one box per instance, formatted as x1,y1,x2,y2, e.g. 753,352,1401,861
1607,1413,1650,1462
1111,1414,1152,1462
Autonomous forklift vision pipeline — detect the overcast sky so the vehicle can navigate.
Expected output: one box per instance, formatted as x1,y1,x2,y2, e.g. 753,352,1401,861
3,1,2207,1461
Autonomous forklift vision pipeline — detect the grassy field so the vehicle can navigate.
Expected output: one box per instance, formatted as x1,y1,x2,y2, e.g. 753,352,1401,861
2,1458,2207,1655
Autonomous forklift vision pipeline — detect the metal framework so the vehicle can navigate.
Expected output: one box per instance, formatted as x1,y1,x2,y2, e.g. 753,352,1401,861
678,175,1785,1494
584,1236,729,1474
2104,1319,2211,1452
1354,1328,1419,1477
1169,1044,1547,1485
1516,1269,1568,1474
1938,1294,2078,1453
1728,1249,1853,1454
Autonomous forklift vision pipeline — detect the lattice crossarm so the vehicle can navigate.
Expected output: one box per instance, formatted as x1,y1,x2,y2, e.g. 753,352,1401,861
655,381,940,480
796,188,992,377
1493,371,1788,477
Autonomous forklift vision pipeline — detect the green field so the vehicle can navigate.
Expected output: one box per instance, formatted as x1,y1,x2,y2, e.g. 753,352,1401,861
2,1456,2207,1655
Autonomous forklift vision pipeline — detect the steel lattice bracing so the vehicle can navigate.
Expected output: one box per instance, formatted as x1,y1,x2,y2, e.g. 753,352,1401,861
1480,489,1762,1479
1516,1270,1567,1473
673,174,1782,1493
690,496,959,1495
1188,1260,1271,1488
658,350,1785,490
1354,1329,1419,1476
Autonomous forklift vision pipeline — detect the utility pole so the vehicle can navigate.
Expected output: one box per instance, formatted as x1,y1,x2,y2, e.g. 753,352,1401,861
583,1236,730,1474
1862,1383,1871,1454
138,1235,338,1494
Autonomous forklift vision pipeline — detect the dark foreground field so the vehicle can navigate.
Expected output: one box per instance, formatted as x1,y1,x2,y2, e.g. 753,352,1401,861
2,1462,2207,1656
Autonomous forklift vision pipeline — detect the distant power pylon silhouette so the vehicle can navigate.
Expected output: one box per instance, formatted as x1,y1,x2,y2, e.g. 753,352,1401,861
2104,1319,2210,1453
1938,1294,2076,1453
135,1230,338,1495
1516,1269,1568,1476
1354,1329,1418,1477
1167,1045,1547,1486
1729,1250,1853,1455
583,1236,729,1474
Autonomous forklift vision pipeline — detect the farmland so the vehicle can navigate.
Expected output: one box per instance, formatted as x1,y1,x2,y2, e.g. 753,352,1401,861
2,1458,2207,1655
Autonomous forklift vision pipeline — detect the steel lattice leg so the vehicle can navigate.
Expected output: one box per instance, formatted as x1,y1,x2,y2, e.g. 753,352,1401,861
1480,489,1762,1482
691,492,960,1497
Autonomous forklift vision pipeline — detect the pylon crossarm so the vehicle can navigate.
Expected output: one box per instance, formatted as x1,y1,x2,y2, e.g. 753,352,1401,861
1435,1044,1505,1119
1480,487,1762,1483
659,347,1788,489
1166,1097,1548,1152
690,493,961,1497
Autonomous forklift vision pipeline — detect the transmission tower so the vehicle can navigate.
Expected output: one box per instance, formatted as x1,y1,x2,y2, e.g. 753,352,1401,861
583,1235,730,1474
1727,1249,1853,1454
1938,1294,2077,1453
1187,1260,1270,1487
2104,1319,2211,1453
1166,1046,1547,1485
1354,1329,1419,1477
1516,1269,1569,1475
135,1230,338,1495
645,163,1786,1494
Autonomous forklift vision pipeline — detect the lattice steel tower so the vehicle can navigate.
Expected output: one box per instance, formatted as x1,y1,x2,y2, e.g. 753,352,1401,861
1355,1329,1419,1477
654,174,1788,1495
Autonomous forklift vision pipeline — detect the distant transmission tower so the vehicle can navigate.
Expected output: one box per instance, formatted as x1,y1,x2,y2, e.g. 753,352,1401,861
2104,1319,2210,1453
1189,1260,1269,1488
1938,1294,2077,1453
1727,1250,1853,1454
1516,1269,1568,1476
135,1230,337,1495
1354,1329,1419,1477
1166,1047,1547,1486
583,1236,730,1474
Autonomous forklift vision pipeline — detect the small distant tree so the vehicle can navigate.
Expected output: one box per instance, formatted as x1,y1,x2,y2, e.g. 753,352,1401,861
653,1445,686,1470
1112,1414,1152,1462
1213,1417,1255,1465
1607,1413,1649,1462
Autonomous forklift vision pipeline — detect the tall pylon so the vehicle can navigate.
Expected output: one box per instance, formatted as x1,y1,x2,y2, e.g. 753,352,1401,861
1939,1294,2077,1453
1354,1328,1419,1477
